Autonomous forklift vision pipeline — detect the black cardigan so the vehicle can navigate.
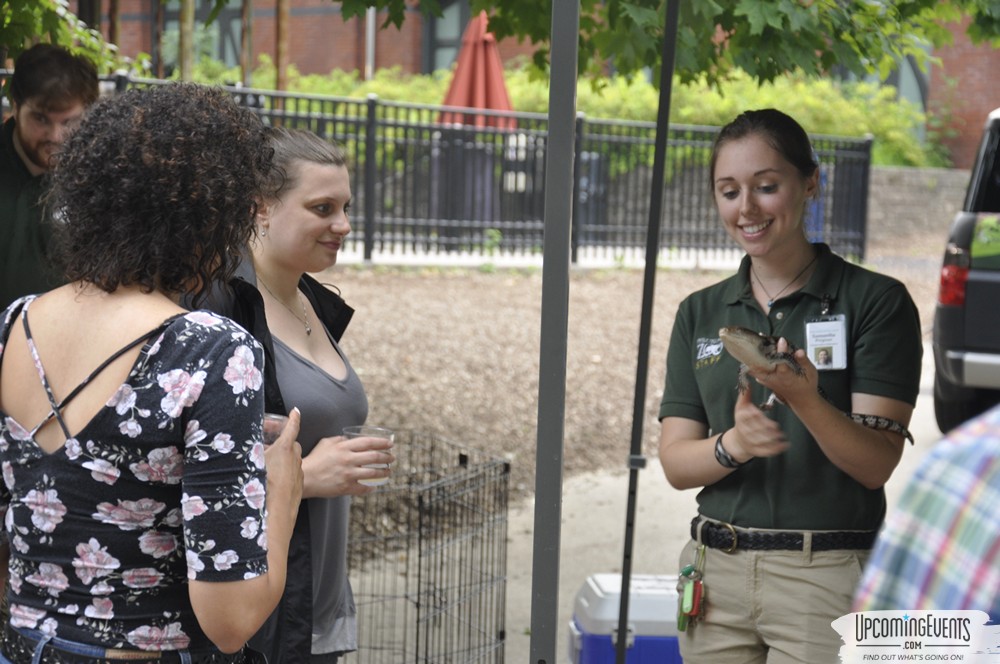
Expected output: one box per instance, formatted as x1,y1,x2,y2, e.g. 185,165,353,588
198,266,354,663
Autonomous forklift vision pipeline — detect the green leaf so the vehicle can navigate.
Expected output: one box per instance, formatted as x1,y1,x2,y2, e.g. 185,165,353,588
619,2,660,28
735,0,781,35
783,0,814,32
1,0,118,69
205,0,227,24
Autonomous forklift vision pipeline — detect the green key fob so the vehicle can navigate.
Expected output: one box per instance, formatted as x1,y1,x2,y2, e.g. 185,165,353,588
677,575,692,631
682,577,696,614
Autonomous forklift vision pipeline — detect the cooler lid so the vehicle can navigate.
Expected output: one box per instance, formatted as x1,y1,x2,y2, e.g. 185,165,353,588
572,573,679,637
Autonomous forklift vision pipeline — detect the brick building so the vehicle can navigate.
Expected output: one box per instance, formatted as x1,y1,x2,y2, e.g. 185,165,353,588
71,0,997,168
78,1,534,81
927,16,1000,169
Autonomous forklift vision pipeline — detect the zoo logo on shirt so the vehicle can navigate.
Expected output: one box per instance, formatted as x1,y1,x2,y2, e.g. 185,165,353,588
695,336,724,370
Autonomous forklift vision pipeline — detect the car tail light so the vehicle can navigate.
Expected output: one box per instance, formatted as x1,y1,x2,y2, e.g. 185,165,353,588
938,243,970,306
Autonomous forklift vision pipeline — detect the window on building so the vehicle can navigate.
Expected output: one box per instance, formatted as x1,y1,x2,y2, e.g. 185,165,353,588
160,0,243,74
424,0,471,74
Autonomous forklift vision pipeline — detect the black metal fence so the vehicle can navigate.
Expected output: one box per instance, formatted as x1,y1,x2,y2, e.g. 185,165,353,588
2,71,873,262
346,432,509,664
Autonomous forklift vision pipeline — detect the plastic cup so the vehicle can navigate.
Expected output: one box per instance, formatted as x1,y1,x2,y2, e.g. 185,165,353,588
262,413,289,446
343,425,394,486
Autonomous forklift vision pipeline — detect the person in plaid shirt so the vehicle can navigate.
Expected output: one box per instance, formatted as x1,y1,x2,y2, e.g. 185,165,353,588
853,405,1000,620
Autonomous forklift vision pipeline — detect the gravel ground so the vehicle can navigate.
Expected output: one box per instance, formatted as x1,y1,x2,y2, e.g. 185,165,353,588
322,234,943,504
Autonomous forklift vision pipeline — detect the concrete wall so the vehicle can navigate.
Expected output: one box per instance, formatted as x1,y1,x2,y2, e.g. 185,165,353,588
866,166,970,250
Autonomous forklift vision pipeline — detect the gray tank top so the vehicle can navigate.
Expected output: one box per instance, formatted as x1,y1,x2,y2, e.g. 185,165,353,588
271,333,368,654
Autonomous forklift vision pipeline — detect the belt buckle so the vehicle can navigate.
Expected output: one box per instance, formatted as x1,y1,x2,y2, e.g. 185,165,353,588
719,521,738,553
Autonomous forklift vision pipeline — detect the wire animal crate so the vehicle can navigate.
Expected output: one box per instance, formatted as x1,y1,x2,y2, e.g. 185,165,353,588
343,431,510,664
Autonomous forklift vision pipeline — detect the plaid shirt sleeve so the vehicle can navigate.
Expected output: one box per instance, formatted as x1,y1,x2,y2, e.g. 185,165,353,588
852,406,1000,619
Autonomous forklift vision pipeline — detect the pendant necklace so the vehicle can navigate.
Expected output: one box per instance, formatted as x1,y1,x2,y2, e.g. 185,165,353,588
752,253,818,308
257,275,312,335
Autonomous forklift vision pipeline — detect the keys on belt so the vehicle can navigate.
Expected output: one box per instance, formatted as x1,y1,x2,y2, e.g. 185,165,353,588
677,544,706,631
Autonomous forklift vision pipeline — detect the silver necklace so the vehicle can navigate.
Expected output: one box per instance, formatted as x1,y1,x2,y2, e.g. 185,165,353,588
751,253,818,308
257,276,312,336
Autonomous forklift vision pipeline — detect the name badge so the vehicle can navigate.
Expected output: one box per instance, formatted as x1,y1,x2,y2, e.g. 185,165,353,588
806,315,847,370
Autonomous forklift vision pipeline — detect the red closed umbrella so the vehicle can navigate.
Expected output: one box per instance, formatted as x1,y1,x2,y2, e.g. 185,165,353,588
439,11,516,129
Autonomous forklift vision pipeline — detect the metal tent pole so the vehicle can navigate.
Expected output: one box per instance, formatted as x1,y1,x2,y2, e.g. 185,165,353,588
528,0,580,662
614,1,682,662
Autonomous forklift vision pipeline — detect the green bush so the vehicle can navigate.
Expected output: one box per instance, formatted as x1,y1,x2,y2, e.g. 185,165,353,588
191,58,950,168
511,68,948,168
669,71,941,167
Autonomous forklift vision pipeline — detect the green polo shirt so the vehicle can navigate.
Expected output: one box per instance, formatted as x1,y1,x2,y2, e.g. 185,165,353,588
1,117,61,310
659,243,922,531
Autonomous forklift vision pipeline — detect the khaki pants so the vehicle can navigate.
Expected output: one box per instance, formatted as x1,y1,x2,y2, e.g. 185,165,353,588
677,538,868,664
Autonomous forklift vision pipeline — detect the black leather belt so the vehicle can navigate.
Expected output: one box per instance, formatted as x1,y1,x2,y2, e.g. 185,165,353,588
1,625,256,664
691,517,877,553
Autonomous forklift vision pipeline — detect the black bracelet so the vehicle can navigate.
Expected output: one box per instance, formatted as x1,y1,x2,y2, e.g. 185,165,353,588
714,432,746,469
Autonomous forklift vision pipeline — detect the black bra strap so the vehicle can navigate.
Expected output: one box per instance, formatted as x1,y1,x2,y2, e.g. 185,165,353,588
21,311,182,438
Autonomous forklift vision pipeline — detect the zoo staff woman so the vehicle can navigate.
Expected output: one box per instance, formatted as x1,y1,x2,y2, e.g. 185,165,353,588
657,108,922,664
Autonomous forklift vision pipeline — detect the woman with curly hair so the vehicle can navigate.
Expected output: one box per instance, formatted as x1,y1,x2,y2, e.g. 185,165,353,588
0,83,303,664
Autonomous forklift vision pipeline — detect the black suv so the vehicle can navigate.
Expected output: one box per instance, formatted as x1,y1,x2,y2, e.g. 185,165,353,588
933,107,1000,433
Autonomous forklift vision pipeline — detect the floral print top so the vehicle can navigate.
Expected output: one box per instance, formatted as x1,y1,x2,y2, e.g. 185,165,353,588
0,297,269,652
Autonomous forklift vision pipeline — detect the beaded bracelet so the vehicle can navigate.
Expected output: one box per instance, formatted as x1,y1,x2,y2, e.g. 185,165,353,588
849,413,915,443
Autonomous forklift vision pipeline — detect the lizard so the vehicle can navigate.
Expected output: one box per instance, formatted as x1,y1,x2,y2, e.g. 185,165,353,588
718,326,803,409
718,325,914,442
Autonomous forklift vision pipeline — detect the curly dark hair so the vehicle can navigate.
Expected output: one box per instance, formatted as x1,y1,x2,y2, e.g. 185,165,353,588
48,83,273,302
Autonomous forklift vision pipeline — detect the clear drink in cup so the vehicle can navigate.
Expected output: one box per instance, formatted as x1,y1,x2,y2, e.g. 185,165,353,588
343,425,394,486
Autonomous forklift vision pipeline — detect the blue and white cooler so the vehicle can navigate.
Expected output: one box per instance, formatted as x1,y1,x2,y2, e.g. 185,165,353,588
567,573,683,664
